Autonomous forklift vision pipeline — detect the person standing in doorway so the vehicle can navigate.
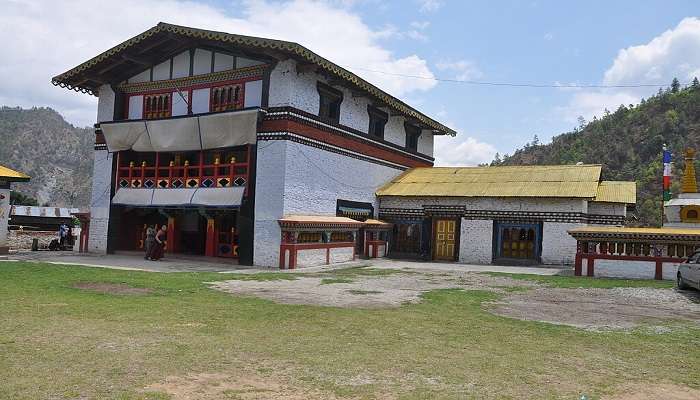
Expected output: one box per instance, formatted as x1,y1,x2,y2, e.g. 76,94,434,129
144,225,156,260
149,225,168,261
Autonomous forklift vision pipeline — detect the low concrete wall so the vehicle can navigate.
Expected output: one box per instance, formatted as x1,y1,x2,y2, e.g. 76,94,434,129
330,247,354,264
582,258,679,281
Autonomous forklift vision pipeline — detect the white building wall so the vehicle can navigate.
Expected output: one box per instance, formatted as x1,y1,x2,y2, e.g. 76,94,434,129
459,219,493,264
266,60,429,157
417,129,434,157
384,116,406,147
541,222,584,265
253,138,404,267
253,140,288,267
89,85,116,254
588,202,626,217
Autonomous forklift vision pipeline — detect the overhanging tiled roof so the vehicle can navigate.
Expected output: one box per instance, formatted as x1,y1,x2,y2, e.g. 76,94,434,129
52,22,455,136
0,165,30,182
376,164,606,198
594,181,636,204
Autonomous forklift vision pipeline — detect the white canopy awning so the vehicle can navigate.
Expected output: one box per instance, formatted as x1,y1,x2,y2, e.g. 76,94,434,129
101,109,259,152
112,187,245,207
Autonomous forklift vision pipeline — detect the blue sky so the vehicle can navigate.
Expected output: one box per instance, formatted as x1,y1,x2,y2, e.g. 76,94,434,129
1,0,699,165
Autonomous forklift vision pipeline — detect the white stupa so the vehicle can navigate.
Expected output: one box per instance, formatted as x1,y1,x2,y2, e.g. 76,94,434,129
664,149,700,228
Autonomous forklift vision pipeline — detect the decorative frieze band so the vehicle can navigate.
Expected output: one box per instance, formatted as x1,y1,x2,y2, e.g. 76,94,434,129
264,106,434,164
257,131,408,171
379,207,625,225
116,65,267,94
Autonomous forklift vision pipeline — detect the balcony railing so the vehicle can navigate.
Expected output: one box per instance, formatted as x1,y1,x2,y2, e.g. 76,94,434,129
115,146,251,194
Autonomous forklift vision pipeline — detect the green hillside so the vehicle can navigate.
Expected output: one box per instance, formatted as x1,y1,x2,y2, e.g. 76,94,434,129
494,79,700,226
0,107,93,207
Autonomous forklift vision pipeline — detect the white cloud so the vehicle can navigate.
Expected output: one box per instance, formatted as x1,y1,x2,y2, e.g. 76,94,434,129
435,59,483,81
603,17,700,86
410,21,430,30
543,32,554,41
557,17,700,124
0,0,437,127
417,0,443,13
434,134,497,166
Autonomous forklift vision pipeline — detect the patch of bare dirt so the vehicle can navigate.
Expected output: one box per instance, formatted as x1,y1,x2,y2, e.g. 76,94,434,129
488,287,700,330
72,282,153,295
144,372,339,399
603,383,700,399
210,271,530,309
212,267,700,330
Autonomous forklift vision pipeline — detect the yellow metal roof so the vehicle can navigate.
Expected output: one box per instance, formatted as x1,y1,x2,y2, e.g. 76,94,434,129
377,165,604,198
568,226,700,237
594,181,636,204
0,165,30,181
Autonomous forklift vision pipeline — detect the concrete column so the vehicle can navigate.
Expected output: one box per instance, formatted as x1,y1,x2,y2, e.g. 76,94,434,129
0,187,10,254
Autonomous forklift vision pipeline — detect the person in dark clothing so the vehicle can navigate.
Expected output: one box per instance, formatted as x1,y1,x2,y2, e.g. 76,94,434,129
149,225,167,261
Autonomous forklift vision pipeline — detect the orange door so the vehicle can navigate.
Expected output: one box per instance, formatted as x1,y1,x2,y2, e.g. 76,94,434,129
434,219,457,260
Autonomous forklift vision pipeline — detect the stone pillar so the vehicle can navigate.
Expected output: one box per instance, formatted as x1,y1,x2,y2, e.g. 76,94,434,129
0,186,10,254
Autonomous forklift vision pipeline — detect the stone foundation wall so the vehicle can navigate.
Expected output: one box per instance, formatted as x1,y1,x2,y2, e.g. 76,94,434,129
8,231,60,250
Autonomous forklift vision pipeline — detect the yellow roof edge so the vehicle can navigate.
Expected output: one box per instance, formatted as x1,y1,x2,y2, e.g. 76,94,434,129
0,165,31,181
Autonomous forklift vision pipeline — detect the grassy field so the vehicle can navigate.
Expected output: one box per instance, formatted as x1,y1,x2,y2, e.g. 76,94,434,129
0,261,698,399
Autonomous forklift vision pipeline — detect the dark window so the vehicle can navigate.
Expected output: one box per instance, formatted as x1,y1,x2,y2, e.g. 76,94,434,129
404,123,421,151
317,82,343,123
688,209,699,219
367,106,388,139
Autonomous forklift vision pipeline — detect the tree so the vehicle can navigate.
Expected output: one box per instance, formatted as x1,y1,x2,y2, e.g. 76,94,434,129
10,191,39,206
671,77,680,93
692,77,699,89
577,116,587,130
531,134,540,146
491,152,501,166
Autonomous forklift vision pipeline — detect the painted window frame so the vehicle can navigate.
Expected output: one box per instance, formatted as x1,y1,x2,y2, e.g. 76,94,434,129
404,122,422,152
367,105,388,139
123,75,262,120
317,82,343,124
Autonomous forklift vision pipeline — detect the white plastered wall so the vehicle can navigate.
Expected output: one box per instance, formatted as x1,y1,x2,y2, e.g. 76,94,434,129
253,139,403,267
459,219,493,264
266,59,430,157
89,85,116,253
541,222,584,265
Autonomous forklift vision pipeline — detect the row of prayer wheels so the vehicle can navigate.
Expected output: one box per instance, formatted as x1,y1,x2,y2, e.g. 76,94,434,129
128,157,237,167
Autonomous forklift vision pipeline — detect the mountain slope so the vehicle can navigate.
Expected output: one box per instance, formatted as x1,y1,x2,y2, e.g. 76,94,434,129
494,82,700,226
0,106,93,207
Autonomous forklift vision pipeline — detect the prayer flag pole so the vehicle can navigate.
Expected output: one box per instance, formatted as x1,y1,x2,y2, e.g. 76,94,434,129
662,144,672,225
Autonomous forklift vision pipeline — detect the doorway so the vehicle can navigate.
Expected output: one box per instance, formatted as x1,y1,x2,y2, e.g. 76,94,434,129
494,222,542,263
433,218,458,261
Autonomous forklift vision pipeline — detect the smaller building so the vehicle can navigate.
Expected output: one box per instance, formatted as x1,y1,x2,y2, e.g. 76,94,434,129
568,148,700,280
377,164,636,265
0,165,31,254
8,206,81,250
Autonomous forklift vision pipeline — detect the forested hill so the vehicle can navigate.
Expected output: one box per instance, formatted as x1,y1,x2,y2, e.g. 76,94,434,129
493,79,700,226
0,107,93,207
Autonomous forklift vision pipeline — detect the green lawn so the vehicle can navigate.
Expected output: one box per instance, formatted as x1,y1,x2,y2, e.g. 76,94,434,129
0,262,698,399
